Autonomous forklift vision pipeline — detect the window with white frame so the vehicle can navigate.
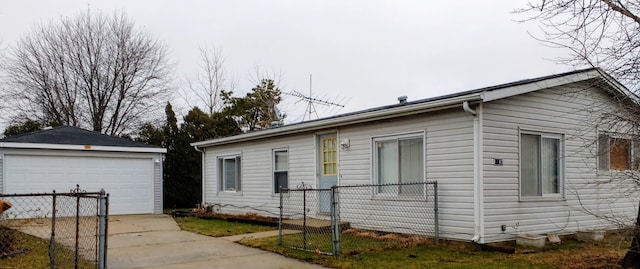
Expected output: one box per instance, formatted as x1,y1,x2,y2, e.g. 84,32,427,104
273,149,288,193
520,131,563,197
373,133,424,194
217,155,241,192
598,133,640,171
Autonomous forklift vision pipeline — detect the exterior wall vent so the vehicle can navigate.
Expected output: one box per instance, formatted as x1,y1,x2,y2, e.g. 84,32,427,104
398,96,408,105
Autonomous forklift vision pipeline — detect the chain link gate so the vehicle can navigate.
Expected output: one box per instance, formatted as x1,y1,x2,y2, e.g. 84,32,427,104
279,181,438,256
0,185,109,269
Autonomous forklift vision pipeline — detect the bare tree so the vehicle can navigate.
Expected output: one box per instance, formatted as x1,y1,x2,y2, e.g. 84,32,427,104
1,10,172,136
519,1,640,92
0,40,8,123
519,1,640,266
183,45,235,116
248,65,283,87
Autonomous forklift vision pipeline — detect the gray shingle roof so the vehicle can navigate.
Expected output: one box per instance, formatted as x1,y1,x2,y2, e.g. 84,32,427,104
284,68,603,126
0,126,159,148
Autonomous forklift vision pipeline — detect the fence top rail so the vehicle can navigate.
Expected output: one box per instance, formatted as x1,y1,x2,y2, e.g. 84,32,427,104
334,181,437,189
280,180,438,192
282,188,332,192
0,191,104,198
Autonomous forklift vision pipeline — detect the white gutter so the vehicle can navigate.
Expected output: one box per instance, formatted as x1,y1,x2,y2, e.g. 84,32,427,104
193,93,484,147
477,103,485,243
193,145,206,204
462,101,477,115
464,101,484,243
0,142,166,153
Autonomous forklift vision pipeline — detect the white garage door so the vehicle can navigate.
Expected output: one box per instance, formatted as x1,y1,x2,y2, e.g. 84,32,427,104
4,154,154,215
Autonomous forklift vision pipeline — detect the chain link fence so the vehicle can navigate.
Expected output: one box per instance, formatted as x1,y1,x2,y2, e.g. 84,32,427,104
0,185,108,269
279,181,438,256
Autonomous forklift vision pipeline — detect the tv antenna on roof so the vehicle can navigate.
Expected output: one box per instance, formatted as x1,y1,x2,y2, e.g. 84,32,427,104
286,74,349,122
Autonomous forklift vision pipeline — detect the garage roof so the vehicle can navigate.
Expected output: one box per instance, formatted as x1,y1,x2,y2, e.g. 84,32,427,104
0,126,166,153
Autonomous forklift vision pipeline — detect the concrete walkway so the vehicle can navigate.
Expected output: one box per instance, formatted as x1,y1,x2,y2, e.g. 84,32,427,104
108,215,325,269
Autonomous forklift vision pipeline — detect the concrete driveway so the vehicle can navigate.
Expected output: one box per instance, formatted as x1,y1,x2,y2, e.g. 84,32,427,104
108,214,325,269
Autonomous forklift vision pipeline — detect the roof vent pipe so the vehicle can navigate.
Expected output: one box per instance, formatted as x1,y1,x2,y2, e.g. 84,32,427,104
463,101,477,115
398,96,408,105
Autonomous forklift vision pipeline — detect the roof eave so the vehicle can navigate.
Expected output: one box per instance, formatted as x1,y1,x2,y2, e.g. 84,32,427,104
480,69,609,102
0,142,167,153
192,68,630,149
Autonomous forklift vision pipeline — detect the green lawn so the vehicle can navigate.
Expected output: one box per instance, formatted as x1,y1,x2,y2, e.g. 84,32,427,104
0,230,95,269
241,232,628,269
173,215,629,269
174,216,276,237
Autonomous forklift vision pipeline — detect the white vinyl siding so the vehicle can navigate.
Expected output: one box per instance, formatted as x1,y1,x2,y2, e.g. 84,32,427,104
153,157,163,213
482,86,638,243
203,135,315,217
339,111,474,240
0,155,3,194
203,110,475,240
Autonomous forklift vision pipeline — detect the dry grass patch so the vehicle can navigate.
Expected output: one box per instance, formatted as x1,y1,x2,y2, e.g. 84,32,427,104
242,229,632,269
174,216,276,237
0,228,95,269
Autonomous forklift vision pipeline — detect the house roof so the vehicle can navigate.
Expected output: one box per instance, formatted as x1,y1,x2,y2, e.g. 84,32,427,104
0,126,166,153
192,68,632,148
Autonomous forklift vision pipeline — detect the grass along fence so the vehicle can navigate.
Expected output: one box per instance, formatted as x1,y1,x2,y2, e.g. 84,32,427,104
279,181,438,256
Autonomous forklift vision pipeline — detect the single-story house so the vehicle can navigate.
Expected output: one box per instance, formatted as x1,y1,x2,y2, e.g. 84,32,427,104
192,68,639,243
0,126,165,215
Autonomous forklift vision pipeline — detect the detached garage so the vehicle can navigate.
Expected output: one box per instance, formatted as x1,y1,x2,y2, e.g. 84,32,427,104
0,126,165,215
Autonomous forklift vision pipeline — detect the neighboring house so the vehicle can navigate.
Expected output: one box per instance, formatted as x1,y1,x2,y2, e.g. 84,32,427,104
0,126,165,215
192,68,639,243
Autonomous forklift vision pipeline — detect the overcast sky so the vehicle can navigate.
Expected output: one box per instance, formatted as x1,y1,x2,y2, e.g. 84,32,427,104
0,0,571,124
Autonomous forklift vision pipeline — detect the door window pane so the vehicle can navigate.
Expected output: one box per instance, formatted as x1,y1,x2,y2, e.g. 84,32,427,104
322,138,337,176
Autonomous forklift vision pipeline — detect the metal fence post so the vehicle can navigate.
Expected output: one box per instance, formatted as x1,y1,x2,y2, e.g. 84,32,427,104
434,181,439,242
331,186,340,257
278,187,283,246
302,188,307,251
50,191,57,269
75,187,81,269
98,189,108,269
